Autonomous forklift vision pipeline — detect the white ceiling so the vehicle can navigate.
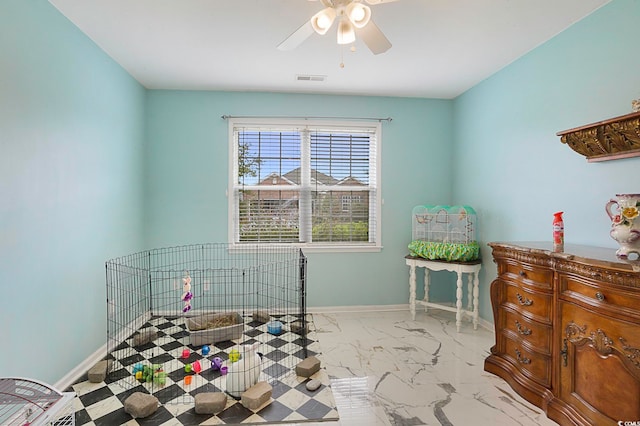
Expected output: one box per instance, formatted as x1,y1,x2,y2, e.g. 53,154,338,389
49,0,611,99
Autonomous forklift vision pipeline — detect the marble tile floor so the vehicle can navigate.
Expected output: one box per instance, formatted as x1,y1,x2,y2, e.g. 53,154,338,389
306,309,558,426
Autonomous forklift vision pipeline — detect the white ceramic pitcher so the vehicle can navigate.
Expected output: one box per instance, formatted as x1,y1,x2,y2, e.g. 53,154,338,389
606,193,640,259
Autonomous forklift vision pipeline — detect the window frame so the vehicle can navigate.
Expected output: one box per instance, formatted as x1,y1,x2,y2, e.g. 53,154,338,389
227,117,382,253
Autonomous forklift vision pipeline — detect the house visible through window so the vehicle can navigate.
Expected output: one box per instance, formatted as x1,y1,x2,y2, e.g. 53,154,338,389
341,194,363,211
228,118,381,250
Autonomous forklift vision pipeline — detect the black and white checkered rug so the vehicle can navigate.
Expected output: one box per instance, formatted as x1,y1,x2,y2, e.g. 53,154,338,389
67,314,338,425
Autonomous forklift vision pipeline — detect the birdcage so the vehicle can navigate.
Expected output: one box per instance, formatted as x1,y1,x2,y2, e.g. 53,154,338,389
0,378,75,426
409,205,479,262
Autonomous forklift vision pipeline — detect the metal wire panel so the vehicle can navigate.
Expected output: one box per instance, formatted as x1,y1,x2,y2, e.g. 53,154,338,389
0,378,75,426
104,243,307,403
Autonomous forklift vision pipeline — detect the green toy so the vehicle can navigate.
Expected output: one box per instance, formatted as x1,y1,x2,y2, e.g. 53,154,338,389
153,371,167,386
229,348,241,362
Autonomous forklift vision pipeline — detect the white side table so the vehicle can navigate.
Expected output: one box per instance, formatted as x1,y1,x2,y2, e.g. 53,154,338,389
405,255,482,332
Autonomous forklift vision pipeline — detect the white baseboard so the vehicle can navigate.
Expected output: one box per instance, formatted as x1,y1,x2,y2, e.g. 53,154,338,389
55,343,107,391
306,304,409,314
56,312,151,391
477,316,494,333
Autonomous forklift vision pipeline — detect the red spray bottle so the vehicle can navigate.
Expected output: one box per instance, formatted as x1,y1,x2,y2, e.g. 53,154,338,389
553,212,564,252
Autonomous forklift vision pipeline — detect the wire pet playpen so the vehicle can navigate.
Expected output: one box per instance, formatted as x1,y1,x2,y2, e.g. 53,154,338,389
105,243,307,403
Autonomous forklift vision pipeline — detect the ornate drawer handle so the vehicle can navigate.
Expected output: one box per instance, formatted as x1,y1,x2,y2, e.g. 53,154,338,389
515,320,532,336
516,293,533,306
595,292,605,301
515,348,531,364
518,270,526,277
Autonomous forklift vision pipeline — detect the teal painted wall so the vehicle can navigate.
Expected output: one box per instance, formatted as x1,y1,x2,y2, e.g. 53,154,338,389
452,0,640,321
0,1,146,384
144,91,454,308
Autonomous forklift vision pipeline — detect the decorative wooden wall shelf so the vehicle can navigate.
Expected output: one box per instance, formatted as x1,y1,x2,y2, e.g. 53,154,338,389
557,111,640,162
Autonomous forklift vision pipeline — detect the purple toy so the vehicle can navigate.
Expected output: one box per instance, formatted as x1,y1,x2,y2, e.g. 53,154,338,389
211,357,223,371
181,273,193,313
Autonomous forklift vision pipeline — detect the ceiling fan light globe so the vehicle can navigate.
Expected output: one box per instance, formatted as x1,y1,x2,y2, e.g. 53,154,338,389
351,7,365,21
336,19,356,44
311,8,337,35
317,15,331,29
346,3,371,28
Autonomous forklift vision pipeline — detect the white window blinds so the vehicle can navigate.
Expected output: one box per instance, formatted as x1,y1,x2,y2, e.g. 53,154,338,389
229,119,381,249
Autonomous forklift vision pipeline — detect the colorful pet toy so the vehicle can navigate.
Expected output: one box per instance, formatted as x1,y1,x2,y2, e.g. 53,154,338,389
181,272,193,313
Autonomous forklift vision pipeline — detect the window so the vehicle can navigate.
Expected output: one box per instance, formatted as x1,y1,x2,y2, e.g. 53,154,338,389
228,118,381,251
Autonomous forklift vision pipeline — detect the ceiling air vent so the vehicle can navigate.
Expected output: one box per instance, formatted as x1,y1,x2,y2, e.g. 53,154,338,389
296,74,326,82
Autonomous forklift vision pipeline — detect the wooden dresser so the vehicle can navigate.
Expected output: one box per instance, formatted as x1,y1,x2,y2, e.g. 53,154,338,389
485,242,640,426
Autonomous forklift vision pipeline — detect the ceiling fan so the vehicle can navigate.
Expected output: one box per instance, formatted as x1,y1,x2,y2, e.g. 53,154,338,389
277,0,399,55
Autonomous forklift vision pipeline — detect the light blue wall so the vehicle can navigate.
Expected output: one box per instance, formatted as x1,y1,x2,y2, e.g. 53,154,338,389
452,0,640,321
144,91,454,308
0,1,146,384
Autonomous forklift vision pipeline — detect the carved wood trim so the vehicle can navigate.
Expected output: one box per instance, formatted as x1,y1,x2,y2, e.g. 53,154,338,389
490,246,554,269
588,329,614,356
564,322,640,372
565,321,587,343
557,111,640,162
555,260,640,288
493,245,639,288
620,337,640,369
565,322,613,356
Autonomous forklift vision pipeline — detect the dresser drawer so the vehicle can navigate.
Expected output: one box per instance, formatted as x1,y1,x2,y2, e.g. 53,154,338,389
503,282,552,323
504,261,553,290
559,301,640,423
502,334,551,387
502,308,552,353
559,273,640,315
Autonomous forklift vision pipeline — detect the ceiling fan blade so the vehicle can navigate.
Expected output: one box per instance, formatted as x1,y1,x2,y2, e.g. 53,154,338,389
277,20,315,51
356,20,392,55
